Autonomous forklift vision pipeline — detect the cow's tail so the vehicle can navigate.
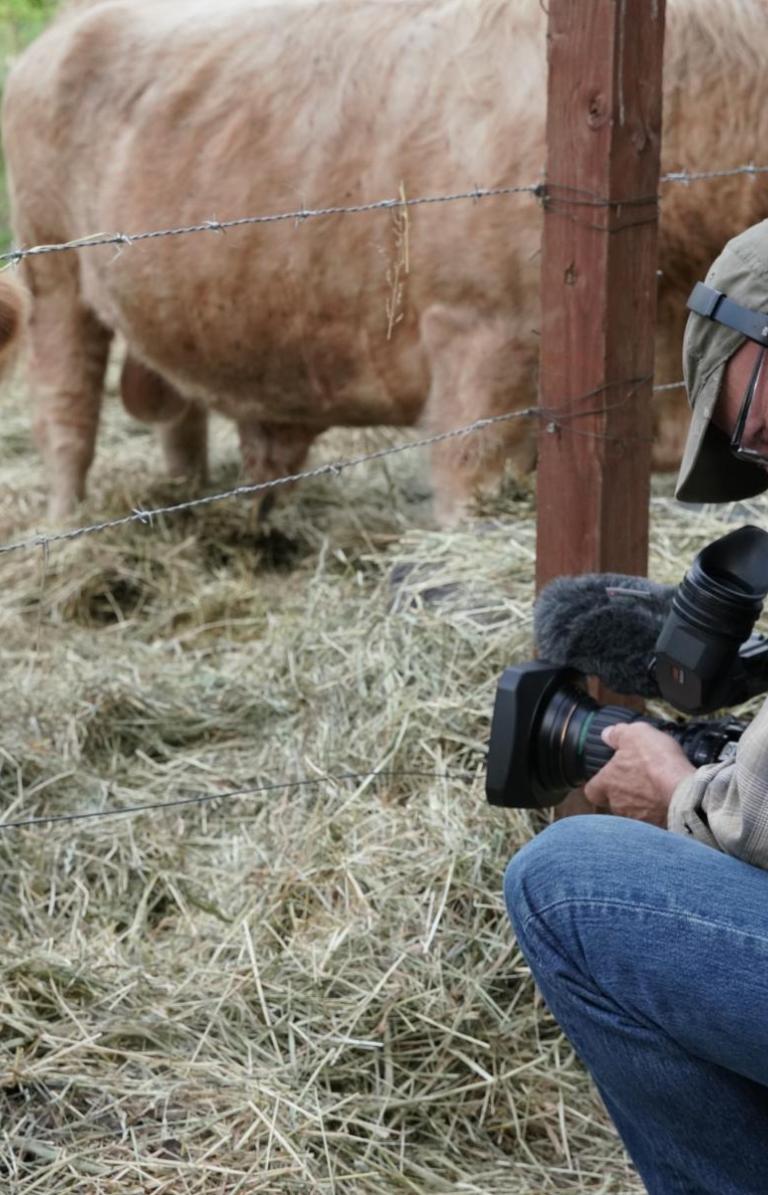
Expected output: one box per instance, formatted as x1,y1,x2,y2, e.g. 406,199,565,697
0,274,30,382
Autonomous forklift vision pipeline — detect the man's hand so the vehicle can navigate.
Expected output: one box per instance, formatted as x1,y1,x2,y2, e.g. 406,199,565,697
583,723,696,827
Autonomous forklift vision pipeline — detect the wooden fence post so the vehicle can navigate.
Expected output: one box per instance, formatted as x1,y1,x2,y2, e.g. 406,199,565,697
535,0,666,814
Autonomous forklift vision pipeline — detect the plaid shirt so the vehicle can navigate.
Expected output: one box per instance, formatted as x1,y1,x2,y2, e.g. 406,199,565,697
668,695,768,869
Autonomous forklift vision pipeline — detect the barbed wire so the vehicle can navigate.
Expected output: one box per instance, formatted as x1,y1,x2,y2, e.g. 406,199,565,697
660,164,768,185
0,769,477,832
0,183,542,266
1,162,766,267
0,373,679,558
0,407,538,556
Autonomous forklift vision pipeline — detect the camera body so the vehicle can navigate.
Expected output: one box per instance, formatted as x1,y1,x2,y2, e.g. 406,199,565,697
486,525,768,810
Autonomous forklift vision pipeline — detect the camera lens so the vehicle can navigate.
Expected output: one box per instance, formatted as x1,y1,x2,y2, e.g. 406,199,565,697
535,683,641,792
485,662,748,809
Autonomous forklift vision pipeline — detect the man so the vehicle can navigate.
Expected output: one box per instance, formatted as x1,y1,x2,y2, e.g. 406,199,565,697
505,221,768,1195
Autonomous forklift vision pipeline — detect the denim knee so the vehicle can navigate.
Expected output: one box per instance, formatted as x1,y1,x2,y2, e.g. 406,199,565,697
504,816,594,941
504,814,661,943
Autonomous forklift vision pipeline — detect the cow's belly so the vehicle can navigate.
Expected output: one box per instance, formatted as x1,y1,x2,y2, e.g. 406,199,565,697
88,265,430,428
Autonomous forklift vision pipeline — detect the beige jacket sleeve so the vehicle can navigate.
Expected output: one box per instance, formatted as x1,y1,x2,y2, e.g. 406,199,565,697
667,696,768,869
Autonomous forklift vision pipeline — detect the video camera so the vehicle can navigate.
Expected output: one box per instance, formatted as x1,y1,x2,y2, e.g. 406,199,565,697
486,525,768,810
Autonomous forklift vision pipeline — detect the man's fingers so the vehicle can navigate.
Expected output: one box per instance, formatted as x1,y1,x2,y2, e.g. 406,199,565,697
601,721,642,749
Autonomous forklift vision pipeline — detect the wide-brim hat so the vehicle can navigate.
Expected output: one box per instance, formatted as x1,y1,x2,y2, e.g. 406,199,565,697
675,220,768,503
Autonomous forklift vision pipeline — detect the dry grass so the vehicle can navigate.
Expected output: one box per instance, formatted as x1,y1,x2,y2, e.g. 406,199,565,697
2,371,766,1192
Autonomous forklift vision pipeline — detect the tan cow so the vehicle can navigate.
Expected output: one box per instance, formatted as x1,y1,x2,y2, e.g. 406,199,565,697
2,0,768,521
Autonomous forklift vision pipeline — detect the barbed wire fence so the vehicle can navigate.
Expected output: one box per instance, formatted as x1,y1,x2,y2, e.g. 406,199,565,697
3,159,759,558
0,385,654,557
2,160,766,831
1,163,766,267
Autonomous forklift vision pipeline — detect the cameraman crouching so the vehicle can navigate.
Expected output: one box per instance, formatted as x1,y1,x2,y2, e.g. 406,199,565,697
505,222,768,1195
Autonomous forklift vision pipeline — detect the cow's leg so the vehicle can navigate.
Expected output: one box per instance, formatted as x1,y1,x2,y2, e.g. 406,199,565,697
420,304,538,525
237,420,319,513
28,293,113,521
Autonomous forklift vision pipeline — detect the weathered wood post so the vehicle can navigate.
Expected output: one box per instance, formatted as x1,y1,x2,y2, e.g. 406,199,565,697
535,0,666,815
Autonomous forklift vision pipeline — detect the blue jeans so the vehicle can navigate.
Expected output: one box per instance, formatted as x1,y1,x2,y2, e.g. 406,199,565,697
504,816,768,1195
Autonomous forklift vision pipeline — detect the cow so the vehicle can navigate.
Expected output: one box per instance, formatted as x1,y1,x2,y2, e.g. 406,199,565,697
2,0,767,522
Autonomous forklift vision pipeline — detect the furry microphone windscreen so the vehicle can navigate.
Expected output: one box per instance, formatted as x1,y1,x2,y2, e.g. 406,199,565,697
533,573,676,697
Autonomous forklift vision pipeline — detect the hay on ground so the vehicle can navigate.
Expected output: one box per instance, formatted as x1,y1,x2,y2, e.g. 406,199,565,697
2,381,763,1192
